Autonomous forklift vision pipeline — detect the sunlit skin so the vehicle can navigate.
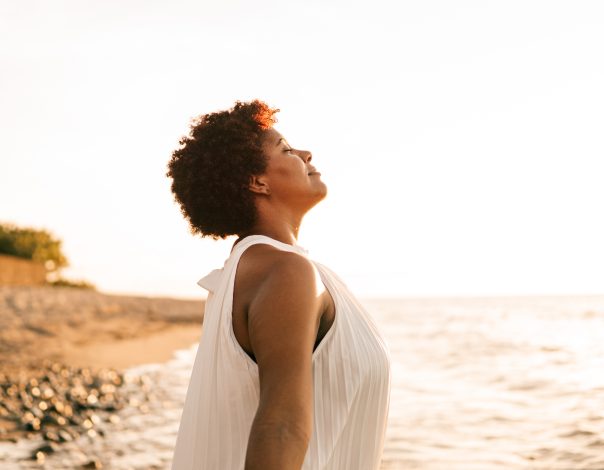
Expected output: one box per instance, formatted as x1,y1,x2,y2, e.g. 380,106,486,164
230,128,336,469
235,127,327,244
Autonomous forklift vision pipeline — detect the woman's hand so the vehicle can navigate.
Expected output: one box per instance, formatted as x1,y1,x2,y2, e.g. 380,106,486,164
244,252,323,470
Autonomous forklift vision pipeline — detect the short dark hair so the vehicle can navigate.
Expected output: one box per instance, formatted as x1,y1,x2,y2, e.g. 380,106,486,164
166,100,279,239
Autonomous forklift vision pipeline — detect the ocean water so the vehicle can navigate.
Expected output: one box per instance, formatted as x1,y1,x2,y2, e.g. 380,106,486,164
374,296,604,470
2,295,604,469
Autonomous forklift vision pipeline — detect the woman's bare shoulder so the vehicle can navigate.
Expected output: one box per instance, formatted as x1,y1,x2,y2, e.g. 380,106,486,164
238,243,314,280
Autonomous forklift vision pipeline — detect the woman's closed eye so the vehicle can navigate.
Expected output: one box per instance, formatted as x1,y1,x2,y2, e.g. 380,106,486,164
284,147,295,154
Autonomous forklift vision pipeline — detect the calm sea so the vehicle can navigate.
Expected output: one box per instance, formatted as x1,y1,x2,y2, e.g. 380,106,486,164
3,295,604,469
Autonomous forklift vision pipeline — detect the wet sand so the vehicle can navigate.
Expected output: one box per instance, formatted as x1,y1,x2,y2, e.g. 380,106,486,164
62,324,202,370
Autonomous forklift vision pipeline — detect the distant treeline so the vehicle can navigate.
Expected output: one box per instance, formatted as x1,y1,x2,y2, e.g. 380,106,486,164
0,222,94,289
0,223,67,271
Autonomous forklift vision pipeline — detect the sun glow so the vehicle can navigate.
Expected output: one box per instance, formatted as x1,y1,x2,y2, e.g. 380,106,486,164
1,1,603,298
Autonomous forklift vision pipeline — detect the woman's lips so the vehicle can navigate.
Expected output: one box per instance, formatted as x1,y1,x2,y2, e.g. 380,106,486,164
308,171,321,176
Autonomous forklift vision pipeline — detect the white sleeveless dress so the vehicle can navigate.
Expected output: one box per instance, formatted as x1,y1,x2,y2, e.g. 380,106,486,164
170,235,391,470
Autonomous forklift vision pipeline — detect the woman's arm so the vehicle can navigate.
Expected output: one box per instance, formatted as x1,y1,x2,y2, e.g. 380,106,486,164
244,252,323,470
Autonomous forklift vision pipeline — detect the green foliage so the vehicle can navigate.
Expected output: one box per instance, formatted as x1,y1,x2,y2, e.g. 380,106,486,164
0,223,68,271
49,278,96,290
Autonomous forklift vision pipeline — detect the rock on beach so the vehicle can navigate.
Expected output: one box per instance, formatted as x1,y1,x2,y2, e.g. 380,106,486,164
0,286,204,463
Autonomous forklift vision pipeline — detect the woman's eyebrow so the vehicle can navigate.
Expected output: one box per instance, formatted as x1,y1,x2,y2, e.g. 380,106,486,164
276,137,290,148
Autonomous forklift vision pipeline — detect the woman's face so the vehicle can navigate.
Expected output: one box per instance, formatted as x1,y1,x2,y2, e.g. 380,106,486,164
256,128,327,208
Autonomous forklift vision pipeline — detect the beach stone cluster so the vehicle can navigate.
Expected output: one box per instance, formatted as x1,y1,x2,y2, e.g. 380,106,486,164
0,286,202,468
0,360,153,465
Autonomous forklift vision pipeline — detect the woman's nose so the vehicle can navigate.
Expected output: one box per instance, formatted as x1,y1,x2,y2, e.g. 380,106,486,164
299,150,312,162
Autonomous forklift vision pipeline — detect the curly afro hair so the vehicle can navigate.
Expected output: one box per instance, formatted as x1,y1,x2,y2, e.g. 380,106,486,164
166,100,279,239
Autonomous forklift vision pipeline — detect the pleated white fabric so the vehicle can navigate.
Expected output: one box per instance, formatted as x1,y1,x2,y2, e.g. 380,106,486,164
170,235,391,470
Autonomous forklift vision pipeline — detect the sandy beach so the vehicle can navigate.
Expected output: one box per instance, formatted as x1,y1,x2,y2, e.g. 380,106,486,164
0,285,204,459
0,286,204,374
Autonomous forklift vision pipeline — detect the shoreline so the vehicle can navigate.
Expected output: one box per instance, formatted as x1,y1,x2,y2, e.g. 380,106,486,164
62,323,202,370
0,285,204,457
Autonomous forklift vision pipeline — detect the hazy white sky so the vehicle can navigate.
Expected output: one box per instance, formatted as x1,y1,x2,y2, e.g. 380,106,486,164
1,0,603,299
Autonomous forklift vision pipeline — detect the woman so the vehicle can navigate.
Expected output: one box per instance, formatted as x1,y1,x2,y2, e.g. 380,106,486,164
167,100,391,470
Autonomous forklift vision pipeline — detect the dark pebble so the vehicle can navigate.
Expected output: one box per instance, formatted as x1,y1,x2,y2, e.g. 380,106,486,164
30,442,58,459
81,459,103,469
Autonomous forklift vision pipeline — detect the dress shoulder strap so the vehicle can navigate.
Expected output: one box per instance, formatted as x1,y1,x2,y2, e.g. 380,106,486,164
230,234,309,257
197,235,309,293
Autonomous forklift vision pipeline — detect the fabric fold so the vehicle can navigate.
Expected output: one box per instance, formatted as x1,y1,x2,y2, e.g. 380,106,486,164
197,268,223,293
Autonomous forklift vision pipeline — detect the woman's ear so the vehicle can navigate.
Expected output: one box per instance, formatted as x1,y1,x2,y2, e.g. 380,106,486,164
248,175,271,195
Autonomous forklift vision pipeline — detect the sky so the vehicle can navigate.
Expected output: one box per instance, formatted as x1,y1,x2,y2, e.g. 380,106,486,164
1,0,603,299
